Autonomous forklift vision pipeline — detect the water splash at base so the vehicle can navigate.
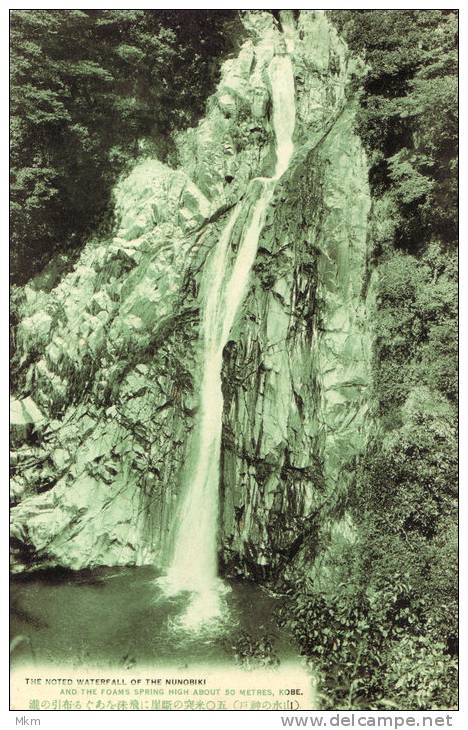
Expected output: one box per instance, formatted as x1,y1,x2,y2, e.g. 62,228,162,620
156,576,231,634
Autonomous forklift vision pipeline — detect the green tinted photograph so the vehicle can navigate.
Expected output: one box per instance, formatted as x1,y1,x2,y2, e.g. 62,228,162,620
10,8,458,711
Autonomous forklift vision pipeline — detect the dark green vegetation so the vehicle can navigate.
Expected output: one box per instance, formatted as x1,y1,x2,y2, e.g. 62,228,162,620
280,10,458,709
10,9,236,283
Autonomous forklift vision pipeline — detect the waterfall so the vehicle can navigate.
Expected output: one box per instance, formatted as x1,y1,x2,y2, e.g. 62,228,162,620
159,31,296,629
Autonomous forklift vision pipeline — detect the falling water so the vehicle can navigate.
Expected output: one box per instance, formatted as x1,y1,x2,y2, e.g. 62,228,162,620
159,32,296,630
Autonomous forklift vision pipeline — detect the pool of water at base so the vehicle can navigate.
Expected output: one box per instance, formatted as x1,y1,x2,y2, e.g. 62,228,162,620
10,565,299,671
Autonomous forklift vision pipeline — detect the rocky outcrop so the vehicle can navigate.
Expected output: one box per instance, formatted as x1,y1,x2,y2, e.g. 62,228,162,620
220,101,373,579
10,10,374,583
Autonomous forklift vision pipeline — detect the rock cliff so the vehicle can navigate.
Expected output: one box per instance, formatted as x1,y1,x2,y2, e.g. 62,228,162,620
10,10,374,583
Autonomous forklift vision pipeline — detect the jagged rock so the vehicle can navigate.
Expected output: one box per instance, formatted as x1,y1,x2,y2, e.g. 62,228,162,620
18,312,52,349
10,396,45,427
10,11,374,584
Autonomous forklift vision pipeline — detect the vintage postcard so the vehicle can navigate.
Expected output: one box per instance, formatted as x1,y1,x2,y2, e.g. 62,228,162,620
9,6,458,716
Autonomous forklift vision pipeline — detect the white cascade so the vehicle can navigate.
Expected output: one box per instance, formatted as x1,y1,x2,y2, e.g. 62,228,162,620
159,35,296,630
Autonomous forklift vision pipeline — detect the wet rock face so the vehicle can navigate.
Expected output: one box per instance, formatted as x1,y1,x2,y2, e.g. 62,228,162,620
10,11,373,582
219,104,373,579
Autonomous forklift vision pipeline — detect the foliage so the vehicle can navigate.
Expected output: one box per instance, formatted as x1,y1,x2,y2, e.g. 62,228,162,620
279,571,457,710
375,244,458,415
10,9,236,283
353,391,458,652
329,9,457,250
228,630,280,669
285,10,459,710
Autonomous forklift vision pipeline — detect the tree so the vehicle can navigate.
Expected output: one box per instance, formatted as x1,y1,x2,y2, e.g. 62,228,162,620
10,9,235,283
